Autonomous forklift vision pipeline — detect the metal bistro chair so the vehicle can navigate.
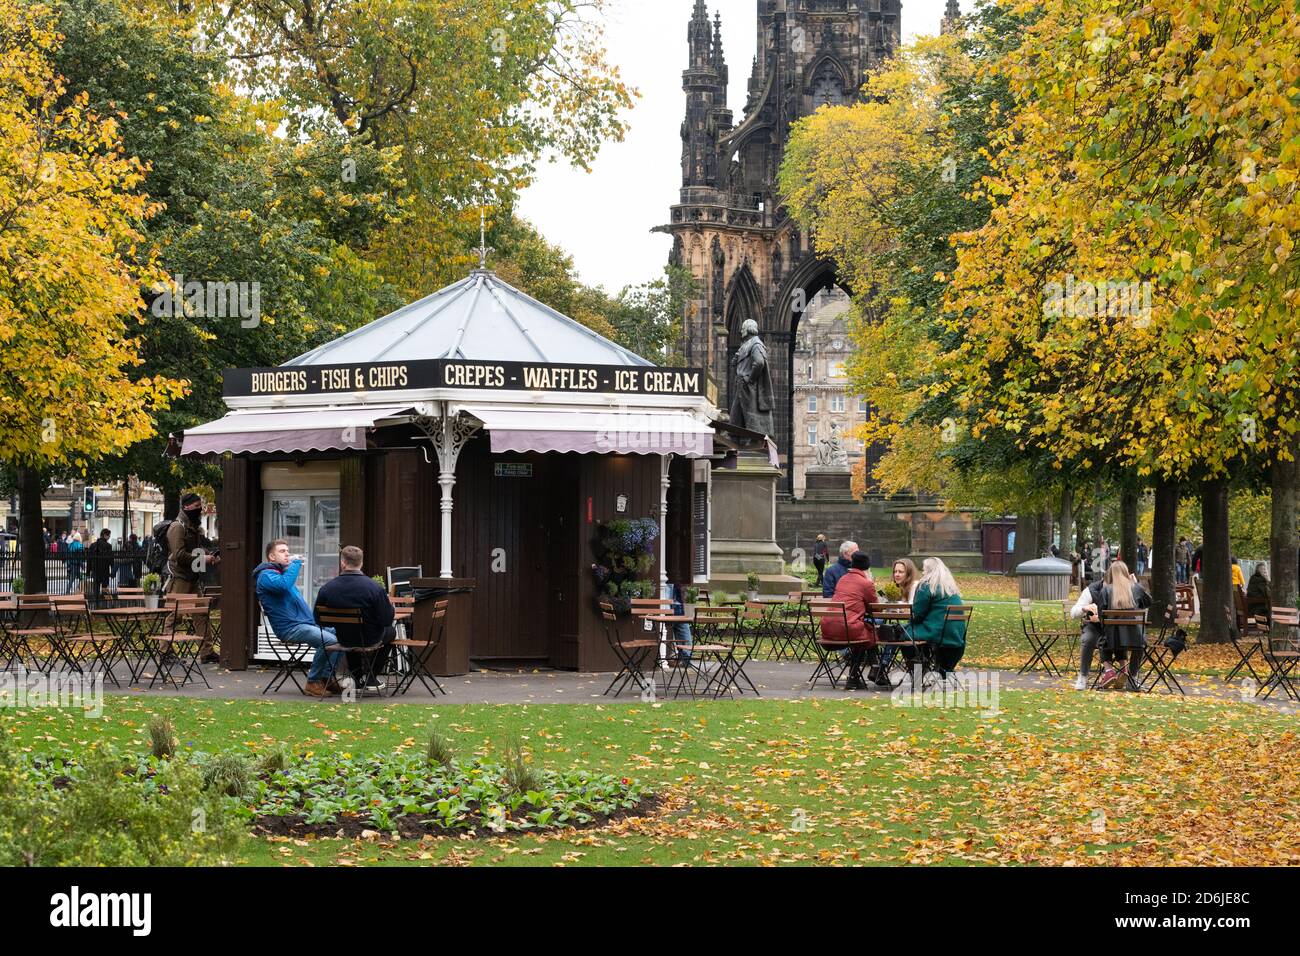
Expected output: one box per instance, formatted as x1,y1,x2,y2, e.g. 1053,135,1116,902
601,601,658,697
259,599,328,696
1135,604,1185,696
631,597,678,678
46,595,115,684
390,598,447,696
805,599,867,691
315,605,390,696
9,593,57,673
687,605,743,698
936,605,975,682
1094,608,1149,691
1258,607,1300,702
1227,588,1268,685
1017,598,1065,677
148,596,213,689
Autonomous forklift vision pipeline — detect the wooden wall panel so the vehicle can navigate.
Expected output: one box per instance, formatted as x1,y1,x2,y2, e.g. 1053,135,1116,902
216,456,258,670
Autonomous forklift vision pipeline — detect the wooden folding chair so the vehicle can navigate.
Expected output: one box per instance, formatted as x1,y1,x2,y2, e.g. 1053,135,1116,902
9,594,57,673
1226,588,1268,684
148,597,213,689
1017,598,1065,677
631,597,677,677
805,600,867,690
1258,607,1300,702
1134,605,1185,695
316,605,389,696
686,605,743,698
390,598,447,696
1095,608,1149,690
601,601,659,697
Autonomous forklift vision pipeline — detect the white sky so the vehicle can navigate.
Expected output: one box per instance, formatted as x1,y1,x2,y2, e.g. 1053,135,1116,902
516,0,953,293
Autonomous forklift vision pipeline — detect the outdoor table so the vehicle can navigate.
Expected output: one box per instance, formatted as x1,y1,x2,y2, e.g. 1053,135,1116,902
670,609,756,700
90,607,170,685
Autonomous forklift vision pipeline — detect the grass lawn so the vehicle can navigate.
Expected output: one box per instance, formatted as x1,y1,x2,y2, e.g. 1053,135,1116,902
5,688,1297,866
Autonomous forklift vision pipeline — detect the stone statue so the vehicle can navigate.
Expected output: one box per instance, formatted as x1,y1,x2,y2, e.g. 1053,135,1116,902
729,318,774,436
815,422,849,468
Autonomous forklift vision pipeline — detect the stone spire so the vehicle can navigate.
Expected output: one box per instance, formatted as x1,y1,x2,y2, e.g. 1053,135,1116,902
941,0,962,35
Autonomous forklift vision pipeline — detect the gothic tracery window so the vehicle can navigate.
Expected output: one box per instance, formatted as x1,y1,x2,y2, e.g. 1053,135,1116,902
812,64,846,107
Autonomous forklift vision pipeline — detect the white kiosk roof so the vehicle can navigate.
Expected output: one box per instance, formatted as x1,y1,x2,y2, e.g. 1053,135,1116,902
182,270,717,459
284,269,654,368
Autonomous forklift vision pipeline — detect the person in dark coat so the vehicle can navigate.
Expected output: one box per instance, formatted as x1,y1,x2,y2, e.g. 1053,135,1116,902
812,534,830,588
87,528,114,604
1096,561,1151,690
1070,577,1109,689
315,545,395,691
818,551,879,689
1246,566,1271,623
821,540,857,598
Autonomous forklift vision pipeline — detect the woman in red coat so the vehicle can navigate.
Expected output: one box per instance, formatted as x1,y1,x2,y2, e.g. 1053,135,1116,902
819,551,879,688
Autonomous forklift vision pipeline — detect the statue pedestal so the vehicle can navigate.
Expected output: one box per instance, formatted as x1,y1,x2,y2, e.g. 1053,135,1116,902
709,449,800,596
804,468,853,500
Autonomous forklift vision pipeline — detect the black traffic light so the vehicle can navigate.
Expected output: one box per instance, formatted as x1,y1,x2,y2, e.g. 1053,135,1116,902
82,486,95,514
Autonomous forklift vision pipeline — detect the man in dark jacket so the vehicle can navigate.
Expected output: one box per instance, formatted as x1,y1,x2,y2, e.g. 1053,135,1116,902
315,546,395,691
812,534,830,588
87,528,114,604
822,540,858,598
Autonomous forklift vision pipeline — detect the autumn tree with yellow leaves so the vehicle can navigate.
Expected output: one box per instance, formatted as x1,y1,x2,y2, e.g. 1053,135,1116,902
0,0,185,590
943,0,1300,638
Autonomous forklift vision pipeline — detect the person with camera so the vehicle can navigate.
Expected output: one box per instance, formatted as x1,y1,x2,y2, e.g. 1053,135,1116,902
1070,575,1109,690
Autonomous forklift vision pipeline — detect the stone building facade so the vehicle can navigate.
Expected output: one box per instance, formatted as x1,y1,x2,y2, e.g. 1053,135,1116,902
789,288,871,497
658,0,902,491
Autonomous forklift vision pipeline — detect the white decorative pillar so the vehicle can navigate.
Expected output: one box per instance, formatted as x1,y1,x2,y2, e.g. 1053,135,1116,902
414,405,480,579
660,453,673,599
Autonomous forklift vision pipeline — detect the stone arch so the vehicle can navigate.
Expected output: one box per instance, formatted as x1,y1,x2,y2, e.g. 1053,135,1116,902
774,256,852,492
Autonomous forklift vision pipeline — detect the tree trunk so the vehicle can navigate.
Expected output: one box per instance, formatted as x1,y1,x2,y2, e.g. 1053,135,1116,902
1011,511,1040,571
17,467,47,594
1120,487,1139,572
1150,480,1179,624
1270,437,1299,638
1199,478,1234,644
163,488,181,521
1037,505,1053,556
1092,479,1104,543
1058,485,1074,560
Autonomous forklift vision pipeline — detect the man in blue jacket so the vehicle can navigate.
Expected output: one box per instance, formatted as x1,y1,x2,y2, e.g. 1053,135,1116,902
822,540,858,598
254,539,340,697
315,545,395,691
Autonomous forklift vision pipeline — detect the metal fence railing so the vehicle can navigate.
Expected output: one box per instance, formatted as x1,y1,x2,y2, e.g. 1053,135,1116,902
0,549,219,598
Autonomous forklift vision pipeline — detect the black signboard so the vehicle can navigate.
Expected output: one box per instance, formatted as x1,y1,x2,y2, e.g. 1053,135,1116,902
223,360,704,399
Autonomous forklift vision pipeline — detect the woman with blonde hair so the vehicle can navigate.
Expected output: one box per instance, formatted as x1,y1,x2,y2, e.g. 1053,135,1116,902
1096,560,1151,689
905,557,967,680
891,558,920,603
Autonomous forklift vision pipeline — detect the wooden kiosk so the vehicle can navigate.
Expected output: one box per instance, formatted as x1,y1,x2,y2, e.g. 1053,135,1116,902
181,269,721,673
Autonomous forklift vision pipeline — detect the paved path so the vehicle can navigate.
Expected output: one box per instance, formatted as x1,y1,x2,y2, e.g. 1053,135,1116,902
40,658,1296,713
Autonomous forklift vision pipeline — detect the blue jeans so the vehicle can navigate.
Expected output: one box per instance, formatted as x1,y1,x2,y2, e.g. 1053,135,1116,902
278,622,338,681
673,622,693,662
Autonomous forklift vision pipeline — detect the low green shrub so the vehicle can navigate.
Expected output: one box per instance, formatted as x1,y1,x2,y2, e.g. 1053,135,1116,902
0,738,241,866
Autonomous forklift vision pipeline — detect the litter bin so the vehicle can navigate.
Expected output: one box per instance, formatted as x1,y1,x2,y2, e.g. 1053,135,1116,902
410,577,476,676
1015,557,1072,601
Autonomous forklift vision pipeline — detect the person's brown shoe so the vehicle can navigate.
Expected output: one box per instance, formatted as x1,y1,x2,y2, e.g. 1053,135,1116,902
304,680,331,698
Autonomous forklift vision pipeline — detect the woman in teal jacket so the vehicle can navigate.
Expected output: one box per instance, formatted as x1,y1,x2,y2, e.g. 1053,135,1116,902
907,557,966,676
